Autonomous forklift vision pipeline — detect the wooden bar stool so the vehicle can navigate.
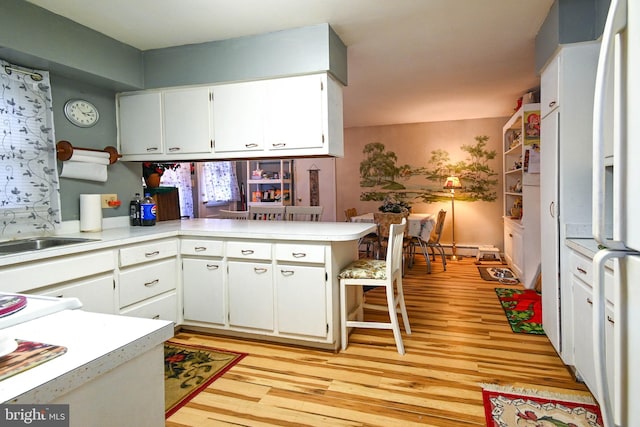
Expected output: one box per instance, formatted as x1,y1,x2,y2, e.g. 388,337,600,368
338,219,411,354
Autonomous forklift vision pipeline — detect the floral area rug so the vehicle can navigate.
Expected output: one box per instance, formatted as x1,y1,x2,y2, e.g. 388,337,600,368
495,288,544,335
164,340,246,417
482,384,603,427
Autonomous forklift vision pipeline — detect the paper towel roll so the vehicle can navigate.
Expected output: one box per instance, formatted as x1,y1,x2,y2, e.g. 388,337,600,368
60,149,110,181
80,194,102,232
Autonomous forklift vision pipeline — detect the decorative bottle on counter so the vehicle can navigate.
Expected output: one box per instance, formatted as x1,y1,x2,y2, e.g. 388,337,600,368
129,193,141,226
140,193,156,226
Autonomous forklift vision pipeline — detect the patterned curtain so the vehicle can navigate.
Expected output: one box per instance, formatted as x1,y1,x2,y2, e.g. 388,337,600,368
0,60,61,237
159,162,193,218
201,161,240,204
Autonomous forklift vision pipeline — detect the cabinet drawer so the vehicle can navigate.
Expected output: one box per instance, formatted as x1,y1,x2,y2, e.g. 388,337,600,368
569,250,615,304
275,243,325,264
569,251,592,284
181,239,224,257
35,274,115,315
0,250,114,293
119,239,178,267
226,241,271,260
120,291,177,323
119,259,177,308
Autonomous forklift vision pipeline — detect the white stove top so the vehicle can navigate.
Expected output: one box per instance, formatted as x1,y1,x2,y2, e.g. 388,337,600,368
0,292,82,330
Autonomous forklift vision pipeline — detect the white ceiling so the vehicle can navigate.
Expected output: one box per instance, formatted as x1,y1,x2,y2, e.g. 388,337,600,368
26,0,553,128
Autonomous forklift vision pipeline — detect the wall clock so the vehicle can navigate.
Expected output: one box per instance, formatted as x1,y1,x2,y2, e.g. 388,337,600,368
64,98,99,127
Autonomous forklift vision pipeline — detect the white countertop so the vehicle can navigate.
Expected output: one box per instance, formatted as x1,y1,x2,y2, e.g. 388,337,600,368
0,218,376,267
0,309,173,403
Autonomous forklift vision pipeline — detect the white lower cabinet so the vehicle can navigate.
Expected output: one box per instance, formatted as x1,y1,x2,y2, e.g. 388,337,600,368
36,275,115,314
118,239,179,322
570,249,615,405
227,260,274,331
503,219,524,278
276,264,326,337
182,258,225,325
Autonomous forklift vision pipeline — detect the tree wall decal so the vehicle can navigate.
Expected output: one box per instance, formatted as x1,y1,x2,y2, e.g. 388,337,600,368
359,135,498,204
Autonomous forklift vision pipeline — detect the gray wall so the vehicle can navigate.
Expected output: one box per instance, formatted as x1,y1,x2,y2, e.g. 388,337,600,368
535,0,611,71
144,24,347,88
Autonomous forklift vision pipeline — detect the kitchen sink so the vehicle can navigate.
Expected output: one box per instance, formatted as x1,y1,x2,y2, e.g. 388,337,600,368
0,237,98,254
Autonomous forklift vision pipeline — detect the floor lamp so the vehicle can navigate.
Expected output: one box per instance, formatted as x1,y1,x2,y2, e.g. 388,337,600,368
444,176,462,261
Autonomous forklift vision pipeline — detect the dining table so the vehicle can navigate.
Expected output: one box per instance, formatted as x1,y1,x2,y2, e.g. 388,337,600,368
349,212,436,240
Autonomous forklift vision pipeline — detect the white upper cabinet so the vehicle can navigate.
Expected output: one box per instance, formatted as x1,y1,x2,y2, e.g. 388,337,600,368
265,74,325,151
118,92,163,156
118,88,213,160
118,72,344,160
212,80,266,153
163,87,213,155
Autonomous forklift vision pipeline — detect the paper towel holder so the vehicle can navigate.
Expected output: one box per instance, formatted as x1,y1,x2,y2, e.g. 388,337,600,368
56,140,122,165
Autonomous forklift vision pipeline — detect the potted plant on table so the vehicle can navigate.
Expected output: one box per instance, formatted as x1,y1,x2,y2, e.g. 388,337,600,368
378,196,411,213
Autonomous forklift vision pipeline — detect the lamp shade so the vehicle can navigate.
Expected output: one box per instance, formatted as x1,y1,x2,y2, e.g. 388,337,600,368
443,176,462,189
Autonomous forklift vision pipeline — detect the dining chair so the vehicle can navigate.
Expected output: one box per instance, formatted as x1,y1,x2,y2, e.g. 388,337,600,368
219,209,249,220
345,208,377,257
411,209,447,272
285,206,323,221
373,211,411,273
248,205,286,220
338,219,411,354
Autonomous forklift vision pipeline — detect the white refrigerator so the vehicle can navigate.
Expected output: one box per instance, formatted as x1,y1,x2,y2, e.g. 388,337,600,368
592,0,640,426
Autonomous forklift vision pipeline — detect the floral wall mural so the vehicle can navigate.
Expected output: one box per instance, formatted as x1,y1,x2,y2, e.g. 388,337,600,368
359,135,498,204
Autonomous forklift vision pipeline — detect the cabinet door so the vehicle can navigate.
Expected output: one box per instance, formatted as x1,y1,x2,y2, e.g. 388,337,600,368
227,261,273,331
276,265,326,337
37,275,115,314
572,276,615,403
182,258,225,324
541,110,560,352
541,54,560,118
163,88,212,154
512,228,524,278
118,92,163,155
212,81,266,153
265,74,324,151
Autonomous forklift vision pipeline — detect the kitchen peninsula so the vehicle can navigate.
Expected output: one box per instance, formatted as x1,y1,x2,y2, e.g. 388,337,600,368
0,219,375,351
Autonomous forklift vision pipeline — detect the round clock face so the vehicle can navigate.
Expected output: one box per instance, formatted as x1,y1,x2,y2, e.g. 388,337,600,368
64,99,99,127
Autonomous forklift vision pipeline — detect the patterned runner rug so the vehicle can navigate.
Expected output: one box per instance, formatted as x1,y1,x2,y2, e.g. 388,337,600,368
164,340,246,417
482,384,603,426
495,288,544,334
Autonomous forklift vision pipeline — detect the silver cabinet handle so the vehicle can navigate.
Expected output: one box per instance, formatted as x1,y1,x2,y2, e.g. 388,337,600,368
548,100,556,108
245,143,259,148
168,147,181,152
587,297,593,305
607,315,614,325
549,201,555,218
195,246,207,252
271,142,286,148
241,249,255,255
254,267,268,274
146,147,159,152
292,252,306,258
280,269,295,276
152,315,160,320
577,267,588,275
144,279,159,287
145,251,160,257
206,264,219,270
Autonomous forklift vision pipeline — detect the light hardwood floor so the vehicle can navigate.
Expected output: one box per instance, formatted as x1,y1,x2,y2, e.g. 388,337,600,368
166,256,592,427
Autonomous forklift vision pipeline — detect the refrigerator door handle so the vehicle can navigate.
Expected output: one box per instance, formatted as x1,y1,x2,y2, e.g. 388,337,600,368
593,249,637,427
593,0,627,249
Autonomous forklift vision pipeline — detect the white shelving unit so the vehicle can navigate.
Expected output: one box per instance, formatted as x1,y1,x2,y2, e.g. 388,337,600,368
502,103,541,288
246,159,293,206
